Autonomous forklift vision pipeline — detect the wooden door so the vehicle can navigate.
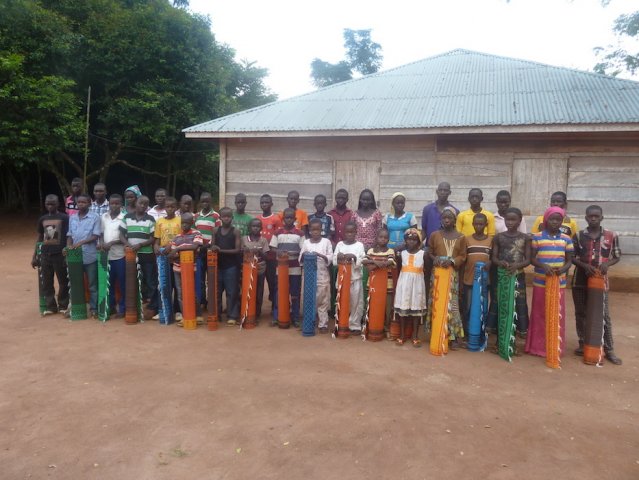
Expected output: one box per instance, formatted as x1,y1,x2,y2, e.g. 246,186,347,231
334,160,381,207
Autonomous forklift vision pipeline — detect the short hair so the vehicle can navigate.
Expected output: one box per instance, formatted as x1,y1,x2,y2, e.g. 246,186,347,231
77,193,91,201
200,191,212,199
260,194,272,201
45,194,59,203
249,217,262,226
314,194,327,202
586,204,603,215
180,194,192,202
344,220,357,230
335,188,348,197
165,196,177,204
71,177,82,184
93,182,106,189
137,195,149,203
287,190,299,197
469,188,483,196
496,190,511,198
473,213,488,222
109,193,123,202
505,207,523,219
309,218,323,228
235,192,246,200
283,207,296,216
551,191,567,202
155,188,167,194
219,206,233,215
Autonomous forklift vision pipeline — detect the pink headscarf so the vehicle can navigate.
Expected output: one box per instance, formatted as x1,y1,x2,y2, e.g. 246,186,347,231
543,206,565,225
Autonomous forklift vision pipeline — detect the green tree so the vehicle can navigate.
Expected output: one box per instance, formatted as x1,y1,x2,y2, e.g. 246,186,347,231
310,28,383,88
594,10,639,76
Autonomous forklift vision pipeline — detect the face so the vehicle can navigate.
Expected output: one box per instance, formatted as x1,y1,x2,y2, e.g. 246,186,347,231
468,190,483,208
405,235,420,250
314,196,326,213
283,211,295,227
472,217,487,235
550,194,567,209
260,197,272,213
109,198,122,214
344,224,356,243
165,200,177,217
496,195,510,214
155,190,166,207
335,191,348,208
392,195,405,214
136,197,149,213
359,191,374,209
180,197,192,212
235,196,247,212
71,181,82,195
546,213,563,232
436,184,451,202
181,214,194,232
199,195,211,212
287,192,299,208
504,212,521,231
124,191,136,205
93,185,106,201
376,229,389,247
249,219,262,236
220,211,233,227
309,223,322,240
76,196,90,213
585,209,603,229
45,198,58,214
441,212,455,229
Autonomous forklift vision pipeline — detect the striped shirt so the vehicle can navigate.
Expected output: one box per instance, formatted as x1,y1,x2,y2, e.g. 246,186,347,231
531,231,574,288
463,235,492,286
308,212,335,239
169,229,203,273
120,213,156,254
195,209,221,245
270,227,305,275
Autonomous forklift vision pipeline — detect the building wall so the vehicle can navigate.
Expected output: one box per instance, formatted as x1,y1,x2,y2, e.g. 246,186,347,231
221,133,639,253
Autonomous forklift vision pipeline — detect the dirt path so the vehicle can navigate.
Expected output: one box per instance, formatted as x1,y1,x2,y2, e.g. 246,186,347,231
1,223,637,479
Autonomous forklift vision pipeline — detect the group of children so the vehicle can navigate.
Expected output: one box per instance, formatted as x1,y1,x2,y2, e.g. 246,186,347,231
33,179,623,366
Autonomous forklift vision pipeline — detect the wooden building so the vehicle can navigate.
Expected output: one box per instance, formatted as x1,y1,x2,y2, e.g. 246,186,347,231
184,49,639,254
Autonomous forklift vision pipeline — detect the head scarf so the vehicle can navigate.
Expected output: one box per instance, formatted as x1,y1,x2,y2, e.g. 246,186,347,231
390,192,406,216
543,206,565,226
124,185,142,208
404,227,422,243
441,206,457,220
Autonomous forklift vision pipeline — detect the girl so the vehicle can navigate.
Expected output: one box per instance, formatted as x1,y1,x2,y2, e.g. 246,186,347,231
383,192,418,251
333,221,366,333
242,218,270,319
393,229,427,346
352,189,383,250
363,229,396,336
427,207,467,349
123,185,142,215
525,206,573,357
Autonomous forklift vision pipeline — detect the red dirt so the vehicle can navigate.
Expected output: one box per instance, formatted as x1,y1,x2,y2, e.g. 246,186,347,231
1,222,637,479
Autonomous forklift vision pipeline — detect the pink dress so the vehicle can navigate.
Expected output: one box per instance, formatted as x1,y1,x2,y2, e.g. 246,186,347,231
352,209,383,250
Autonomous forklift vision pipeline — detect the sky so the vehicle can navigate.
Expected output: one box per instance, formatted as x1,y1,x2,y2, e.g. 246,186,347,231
188,0,637,100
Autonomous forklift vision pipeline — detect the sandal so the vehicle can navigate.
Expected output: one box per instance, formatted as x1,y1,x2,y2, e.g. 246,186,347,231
396,338,405,346
448,340,459,351
412,339,422,348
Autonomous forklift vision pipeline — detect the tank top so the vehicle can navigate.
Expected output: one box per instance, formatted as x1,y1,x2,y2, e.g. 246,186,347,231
215,226,238,269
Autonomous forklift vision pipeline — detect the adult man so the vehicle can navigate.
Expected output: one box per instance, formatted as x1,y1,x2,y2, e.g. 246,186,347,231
421,182,458,242
90,183,109,217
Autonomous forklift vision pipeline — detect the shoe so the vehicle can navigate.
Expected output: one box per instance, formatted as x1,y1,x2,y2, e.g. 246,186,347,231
574,346,584,356
349,329,361,335
62,309,70,318
176,320,184,327
227,319,237,326
175,312,183,321
271,321,278,327
90,310,98,320
152,313,160,320
605,352,622,365
196,316,204,325
292,322,300,329
42,310,55,317
114,312,125,319
319,327,328,334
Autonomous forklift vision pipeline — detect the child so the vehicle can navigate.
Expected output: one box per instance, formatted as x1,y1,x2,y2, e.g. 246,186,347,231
270,208,306,327
493,190,527,234
280,190,309,236
232,193,254,236
532,191,579,238
383,192,418,251
257,194,282,317
65,177,83,215
241,218,270,319
195,192,221,307
90,183,109,217
461,213,492,341
299,218,333,333
123,185,142,216
32,194,69,316
490,207,531,341
393,229,427,346
119,195,158,317
154,197,181,253
100,194,126,318
572,205,622,365
329,189,353,246
66,193,101,318
525,206,573,357
179,194,193,216
169,212,204,326
148,188,168,220
362,229,396,336
308,194,335,240
427,207,466,349
456,188,496,236
333,221,366,333
211,207,241,325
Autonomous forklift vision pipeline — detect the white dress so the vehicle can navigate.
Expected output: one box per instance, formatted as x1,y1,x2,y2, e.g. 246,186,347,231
393,250,427,316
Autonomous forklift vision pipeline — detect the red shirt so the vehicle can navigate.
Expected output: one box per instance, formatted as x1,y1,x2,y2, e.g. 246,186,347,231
258,213,282,260
328,208,353,244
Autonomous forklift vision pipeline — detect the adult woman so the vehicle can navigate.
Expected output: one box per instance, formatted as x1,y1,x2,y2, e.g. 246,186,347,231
352,189,383,250
383,192,418,251
123,185,142,215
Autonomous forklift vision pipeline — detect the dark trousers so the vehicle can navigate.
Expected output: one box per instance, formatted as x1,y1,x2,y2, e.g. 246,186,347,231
264,258,277,310
109,257,126,314
138,253,158,311
289,274,302,325
41,252,69,312
218,265,239,319
255,272,266,317
487,270,529,334
573,269,614,352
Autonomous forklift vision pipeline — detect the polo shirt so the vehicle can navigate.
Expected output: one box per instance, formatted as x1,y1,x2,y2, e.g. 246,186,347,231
195,209,221,245
120,213,156,255
456,208,496,236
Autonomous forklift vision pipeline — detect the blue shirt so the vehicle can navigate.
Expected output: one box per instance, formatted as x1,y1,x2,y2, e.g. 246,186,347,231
383,212,417,249
68,211,101,264
308,212,335,239
421,202,458,241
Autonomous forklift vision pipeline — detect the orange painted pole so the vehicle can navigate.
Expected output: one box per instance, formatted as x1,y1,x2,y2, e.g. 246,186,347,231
545,274,561,369
124,247,139,325
429,266,451,356
180,250,197,330
207,250,219,331
367,267,387,342
583,274,606,365
336,259,352,339
277,251,290,329
240,250,258,329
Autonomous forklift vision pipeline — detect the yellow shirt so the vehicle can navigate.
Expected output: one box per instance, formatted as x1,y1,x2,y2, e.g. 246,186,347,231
154,216,181,247
531,215,579,238
456,209,496,236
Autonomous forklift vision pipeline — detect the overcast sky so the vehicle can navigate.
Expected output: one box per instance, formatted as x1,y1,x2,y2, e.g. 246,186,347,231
189,0,636,100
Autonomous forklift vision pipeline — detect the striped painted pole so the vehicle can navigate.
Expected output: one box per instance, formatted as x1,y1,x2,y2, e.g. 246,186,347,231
207,250,219,331
336,258,352,339
180,250,197,330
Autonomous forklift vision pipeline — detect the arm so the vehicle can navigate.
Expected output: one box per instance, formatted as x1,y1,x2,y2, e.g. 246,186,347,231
486,213,496,236
452,236,466,271
530,244,553,275
491,235,505,268
507,236,531,273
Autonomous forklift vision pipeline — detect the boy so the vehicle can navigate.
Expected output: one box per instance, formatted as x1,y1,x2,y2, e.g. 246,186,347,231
32,194,69,316
90,183,109,217
270,208,305,328
65,193,101,317
493,190,527,234
257,194,282,317
119,195,158,317
280,190,309,236
456,188,496,236
211,207,241,325
100,194,126,318
65,177,83,215
333,221,366,333
154,197,181,253
148,188,168,220
169,212,204,325
532,191,579,238
328,189,353,246
232,193,253,236
461,213,492,339
241,218,270,319
572,205,622,365
308,194,335,240
179,194,193,216
195,192,221,307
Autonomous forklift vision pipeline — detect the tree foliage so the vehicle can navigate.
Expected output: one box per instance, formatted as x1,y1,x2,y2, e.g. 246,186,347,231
0,0,276,209
594,10,639,76
310,28,383,88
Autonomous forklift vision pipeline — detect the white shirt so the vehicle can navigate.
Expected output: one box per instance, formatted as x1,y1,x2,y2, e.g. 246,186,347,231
494,211,528,234
332,241,365,281
299,238,333,283
148,205,167,221
101,211,125,260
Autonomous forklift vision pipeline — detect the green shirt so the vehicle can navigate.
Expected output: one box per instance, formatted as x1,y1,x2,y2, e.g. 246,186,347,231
232,212,254,236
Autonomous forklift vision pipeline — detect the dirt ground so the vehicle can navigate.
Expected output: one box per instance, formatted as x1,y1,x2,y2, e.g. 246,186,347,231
1,220,637,480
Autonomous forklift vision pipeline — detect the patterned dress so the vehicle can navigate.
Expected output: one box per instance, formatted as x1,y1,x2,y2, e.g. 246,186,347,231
352,209,383,250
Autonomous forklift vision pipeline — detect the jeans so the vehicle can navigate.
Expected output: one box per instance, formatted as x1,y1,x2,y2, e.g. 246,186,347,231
40,252,69,312
218,265,239,319
108,257,126,314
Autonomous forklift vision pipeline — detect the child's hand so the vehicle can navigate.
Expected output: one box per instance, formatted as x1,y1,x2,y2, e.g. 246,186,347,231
346,253,356,262
506,264,518,275
210,245,220,252
498,260,509,268
583,264,597,277
598,264,609,276
31,257,39,269
541,264,554,276
483,262,491,271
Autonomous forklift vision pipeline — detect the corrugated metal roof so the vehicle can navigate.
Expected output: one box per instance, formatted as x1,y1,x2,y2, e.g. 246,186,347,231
183,49,639,135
